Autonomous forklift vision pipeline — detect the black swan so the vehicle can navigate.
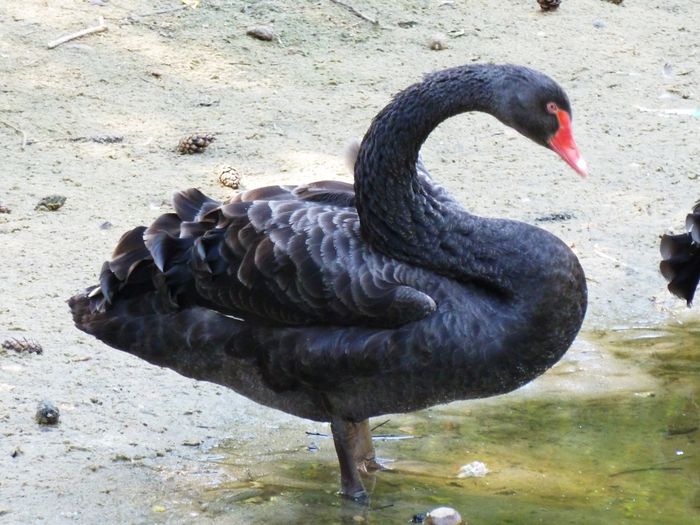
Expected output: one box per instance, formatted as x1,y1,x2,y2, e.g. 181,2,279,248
69,64,588,500
660,201,700,305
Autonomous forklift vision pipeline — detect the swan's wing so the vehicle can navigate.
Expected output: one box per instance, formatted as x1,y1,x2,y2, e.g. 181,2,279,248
234,180,355,208
292,180,356,207
96,187,436,329
187,192,436,327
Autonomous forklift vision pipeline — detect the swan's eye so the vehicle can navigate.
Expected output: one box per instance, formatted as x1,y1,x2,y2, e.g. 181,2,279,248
546,102,559,114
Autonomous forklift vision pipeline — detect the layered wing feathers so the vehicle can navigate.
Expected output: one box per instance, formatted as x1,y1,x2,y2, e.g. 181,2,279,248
92,181,436,329
192,193,436,326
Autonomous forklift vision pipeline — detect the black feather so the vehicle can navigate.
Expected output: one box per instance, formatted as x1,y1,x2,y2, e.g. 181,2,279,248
660,203,700,306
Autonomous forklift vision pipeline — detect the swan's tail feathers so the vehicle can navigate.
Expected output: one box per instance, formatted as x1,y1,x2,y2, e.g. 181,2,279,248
70,187,257,381
660,203,700,306
84,189,225,314
91,226,154,312
68,291,250,380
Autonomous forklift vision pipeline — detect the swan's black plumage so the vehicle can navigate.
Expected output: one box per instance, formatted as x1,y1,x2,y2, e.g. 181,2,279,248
69,64,588,500
660,201,700,305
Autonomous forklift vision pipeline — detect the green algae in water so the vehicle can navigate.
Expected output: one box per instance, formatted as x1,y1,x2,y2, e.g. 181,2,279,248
196,324,700,524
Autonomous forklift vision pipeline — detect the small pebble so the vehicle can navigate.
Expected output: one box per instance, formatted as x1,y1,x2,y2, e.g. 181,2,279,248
0,204,10,214
426,507,463,525
99,221,113,230
35,400,60,425
35,195,66,211
247,25,276,41
457,461,489,478
429,33,448,51
633,391,656,398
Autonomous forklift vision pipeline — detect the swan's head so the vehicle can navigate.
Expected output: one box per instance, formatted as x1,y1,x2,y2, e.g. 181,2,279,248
496,68,588,178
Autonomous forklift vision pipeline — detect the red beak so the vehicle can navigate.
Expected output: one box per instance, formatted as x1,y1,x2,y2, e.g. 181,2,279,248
548,110,588,178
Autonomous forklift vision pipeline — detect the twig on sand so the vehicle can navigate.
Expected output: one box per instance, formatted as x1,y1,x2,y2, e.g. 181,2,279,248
25,134,124,146
47,17,108,49
305,431,330,438
371,503,395,512
593,245,657,276
329,0,379,25
609,466,683,477
609,455,690,477
370,418,391,432
305,421,413,440
0,120,28,149
372,434,414,441
636,105,700,118
131,6,188,18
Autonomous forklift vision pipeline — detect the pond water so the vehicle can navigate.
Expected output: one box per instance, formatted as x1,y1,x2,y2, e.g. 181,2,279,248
186,323,699,524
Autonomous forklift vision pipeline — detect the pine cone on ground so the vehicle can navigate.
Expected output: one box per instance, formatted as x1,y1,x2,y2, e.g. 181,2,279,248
216,165,243,189
177,134,215,154
538,0,561,11
2,337,43,354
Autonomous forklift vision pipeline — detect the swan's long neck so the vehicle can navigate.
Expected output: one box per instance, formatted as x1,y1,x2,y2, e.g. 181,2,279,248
355,66,494,255
354,64,585,298
354,66,526,289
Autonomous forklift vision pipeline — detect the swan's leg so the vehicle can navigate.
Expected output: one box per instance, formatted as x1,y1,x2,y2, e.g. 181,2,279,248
350,419,381,473
330,417,370,501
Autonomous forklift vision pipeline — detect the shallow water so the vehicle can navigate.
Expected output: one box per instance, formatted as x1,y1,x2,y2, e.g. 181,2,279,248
188,323,700,524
